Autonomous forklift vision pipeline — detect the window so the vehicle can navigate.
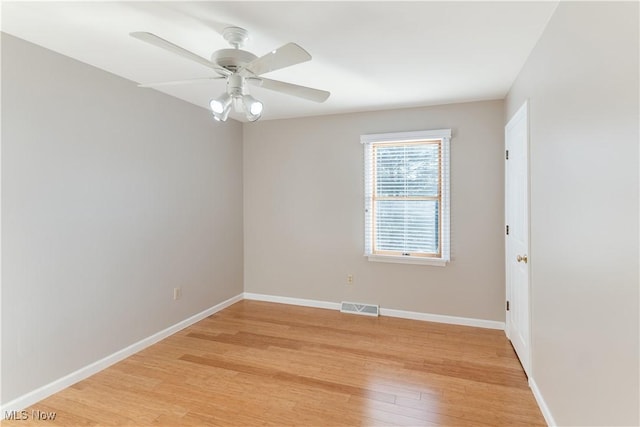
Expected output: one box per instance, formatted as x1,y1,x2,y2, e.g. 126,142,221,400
361,129,451,266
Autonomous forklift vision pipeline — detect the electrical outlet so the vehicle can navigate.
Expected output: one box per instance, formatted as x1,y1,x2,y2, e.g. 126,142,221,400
347,274,353,284
173,287,182,300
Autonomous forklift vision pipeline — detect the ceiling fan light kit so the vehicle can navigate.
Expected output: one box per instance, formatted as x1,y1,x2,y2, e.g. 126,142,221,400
210,73,262,122
130,26,329,122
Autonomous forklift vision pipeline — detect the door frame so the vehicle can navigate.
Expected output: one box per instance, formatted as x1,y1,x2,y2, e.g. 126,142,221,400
505,100,532,376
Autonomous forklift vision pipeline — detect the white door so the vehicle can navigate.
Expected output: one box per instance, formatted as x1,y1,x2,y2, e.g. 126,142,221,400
505,101,530,377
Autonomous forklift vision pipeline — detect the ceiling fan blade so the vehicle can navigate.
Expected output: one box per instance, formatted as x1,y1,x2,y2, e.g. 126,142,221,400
241,43,311,76
138,77,225,88
130,32,218,70
249,77,330,103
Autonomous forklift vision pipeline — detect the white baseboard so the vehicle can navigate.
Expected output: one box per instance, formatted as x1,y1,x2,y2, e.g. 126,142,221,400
380,307,504,330
0,293,243,416
529,377,555,426
243,292,341,310
243,292,504,330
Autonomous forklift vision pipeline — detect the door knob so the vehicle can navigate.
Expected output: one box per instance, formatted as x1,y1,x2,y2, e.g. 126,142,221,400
516,254,528,263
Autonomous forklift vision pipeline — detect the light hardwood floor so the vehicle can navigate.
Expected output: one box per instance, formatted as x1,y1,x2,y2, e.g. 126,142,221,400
3,300,545,426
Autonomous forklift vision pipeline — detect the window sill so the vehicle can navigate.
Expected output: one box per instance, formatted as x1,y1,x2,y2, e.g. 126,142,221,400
365,254,449,267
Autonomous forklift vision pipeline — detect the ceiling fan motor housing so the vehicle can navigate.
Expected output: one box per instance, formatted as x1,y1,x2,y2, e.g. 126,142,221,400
211,49,258,74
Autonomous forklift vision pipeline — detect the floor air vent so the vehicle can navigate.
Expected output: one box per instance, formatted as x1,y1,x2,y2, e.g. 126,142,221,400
340,301,380,317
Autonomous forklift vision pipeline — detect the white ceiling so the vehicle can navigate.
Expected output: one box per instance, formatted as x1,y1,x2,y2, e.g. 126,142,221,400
1,1,558,121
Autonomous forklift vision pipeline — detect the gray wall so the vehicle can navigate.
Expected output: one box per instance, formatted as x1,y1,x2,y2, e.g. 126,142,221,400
505,2,639,425
243,100,506,321
1,34,244,403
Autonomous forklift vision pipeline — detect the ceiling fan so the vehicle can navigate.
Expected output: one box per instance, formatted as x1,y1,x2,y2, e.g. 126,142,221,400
130,26,330,122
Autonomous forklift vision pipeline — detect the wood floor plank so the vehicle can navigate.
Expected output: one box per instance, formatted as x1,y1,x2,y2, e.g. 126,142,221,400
2,300,545,426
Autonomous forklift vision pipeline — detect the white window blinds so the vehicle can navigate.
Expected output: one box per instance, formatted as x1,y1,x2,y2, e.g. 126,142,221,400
361,129,451,266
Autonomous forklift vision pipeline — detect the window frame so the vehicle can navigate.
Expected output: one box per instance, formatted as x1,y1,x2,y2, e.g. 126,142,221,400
361,129,451,266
